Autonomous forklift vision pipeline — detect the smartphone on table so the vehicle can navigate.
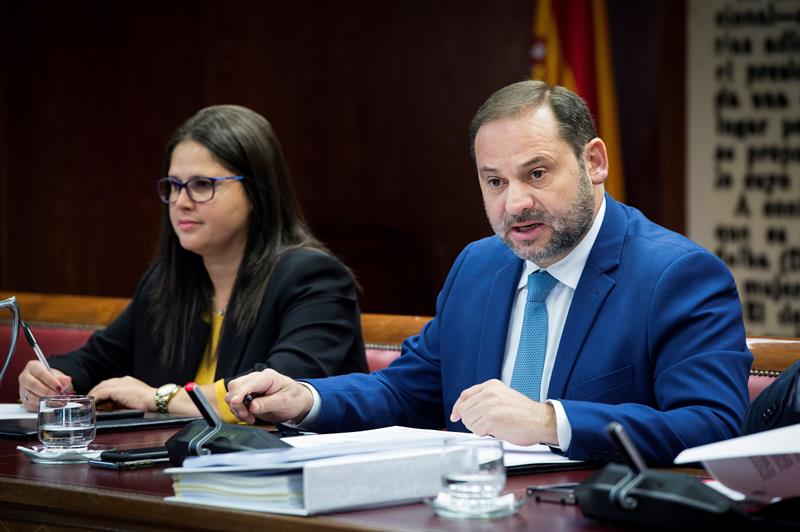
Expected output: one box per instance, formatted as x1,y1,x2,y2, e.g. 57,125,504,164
527,483,579,505
88,446,170,470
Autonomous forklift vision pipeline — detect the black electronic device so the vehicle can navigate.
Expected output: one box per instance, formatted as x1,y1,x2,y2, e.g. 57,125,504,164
164,382,289,466
527,482,579,505
575,462,754,529
88,457,171,470
88,445,171,470
100,446,169,462
573,422,800,530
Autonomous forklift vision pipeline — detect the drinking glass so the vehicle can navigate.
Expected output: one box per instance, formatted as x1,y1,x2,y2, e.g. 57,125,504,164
37,395,96,450
441,438,506,507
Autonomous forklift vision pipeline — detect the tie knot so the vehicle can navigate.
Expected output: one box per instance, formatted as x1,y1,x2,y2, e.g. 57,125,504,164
527,270,558,302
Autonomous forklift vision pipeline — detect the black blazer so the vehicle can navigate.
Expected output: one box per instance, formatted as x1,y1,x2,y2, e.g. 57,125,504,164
49,249,368,393
743,360,800,434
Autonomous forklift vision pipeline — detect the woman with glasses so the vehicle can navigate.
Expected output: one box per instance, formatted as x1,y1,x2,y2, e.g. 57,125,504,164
18,105,368,419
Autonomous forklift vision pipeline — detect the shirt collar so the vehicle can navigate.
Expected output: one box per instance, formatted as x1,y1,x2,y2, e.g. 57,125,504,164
518,196,607,291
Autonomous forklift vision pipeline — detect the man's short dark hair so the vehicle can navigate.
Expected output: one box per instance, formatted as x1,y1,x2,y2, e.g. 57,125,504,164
469,80,597,161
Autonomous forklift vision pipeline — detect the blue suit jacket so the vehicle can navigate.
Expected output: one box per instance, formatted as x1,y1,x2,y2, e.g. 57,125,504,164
308,196,752,465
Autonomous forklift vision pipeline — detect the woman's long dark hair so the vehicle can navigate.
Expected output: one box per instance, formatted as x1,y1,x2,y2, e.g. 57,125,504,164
150,105,328,369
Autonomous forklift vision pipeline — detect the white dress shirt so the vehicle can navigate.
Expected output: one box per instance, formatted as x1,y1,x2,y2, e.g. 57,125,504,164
298,198,607,448
500,198,606,451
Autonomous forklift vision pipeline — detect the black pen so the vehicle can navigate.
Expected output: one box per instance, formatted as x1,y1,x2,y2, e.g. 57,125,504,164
20,320,55,377
242,393,301,436
243,393,257,407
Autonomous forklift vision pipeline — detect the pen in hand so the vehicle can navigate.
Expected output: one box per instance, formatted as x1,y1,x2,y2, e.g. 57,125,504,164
20,320,56,377
243,393,301,436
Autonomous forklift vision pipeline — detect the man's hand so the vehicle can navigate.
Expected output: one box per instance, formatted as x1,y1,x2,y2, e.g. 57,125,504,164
18,360,73,411
225,369,313,425
88,376,156,411
450,379,558,446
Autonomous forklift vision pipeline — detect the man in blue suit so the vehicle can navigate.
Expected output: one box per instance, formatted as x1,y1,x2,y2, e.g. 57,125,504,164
227,81,752,465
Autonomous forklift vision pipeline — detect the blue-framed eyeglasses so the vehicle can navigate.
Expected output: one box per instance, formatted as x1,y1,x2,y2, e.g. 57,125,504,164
156,176,244,204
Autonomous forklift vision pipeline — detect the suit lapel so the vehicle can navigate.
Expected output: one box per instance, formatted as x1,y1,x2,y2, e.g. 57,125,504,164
548,261,615,398
548,195,626,399
213,252,284,380
476,255,523,382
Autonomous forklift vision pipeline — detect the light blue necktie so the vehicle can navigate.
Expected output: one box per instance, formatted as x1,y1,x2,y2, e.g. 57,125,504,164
510,270,558,401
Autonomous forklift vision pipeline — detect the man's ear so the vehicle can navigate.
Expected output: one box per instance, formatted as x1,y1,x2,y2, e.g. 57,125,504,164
584,138,609,185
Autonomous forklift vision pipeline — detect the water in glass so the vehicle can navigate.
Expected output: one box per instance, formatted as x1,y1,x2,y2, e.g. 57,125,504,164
37,395,96,450
441,439,506,503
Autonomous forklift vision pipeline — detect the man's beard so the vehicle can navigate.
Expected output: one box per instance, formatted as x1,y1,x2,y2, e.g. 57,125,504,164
492,173,596,264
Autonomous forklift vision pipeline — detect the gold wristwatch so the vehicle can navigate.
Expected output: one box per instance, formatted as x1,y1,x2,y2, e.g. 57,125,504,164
154,383,180,413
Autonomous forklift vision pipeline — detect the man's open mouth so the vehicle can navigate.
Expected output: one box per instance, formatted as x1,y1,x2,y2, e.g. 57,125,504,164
513,222,542,233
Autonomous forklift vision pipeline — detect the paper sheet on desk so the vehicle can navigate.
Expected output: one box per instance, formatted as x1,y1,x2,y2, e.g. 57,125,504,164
502,441,584,469
674,423,800,504
285,426,581,469
0,404,36,420
282,425,470,447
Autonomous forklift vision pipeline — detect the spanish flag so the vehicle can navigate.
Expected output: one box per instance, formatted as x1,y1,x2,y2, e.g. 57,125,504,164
530,0,625,201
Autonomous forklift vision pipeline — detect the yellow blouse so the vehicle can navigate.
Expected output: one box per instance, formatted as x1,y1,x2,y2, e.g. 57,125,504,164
194,311,239,424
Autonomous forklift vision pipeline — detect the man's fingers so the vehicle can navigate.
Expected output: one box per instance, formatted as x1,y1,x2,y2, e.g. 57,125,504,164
462,412,494,437
227,400,253,423
450,398,463,422
450,381,497,422
225,369,311,424
230,405,255,424
450,382,486,422
226,370,288,424
249,391,289,416
228,369,279,403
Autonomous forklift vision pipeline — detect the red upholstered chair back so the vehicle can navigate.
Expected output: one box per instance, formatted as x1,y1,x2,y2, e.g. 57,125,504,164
365,347,402,372
0,292,128,404
746,336,800,402
0,325,97,402
361,313,430,372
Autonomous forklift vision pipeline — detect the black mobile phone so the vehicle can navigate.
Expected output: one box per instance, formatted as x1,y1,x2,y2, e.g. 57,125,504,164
99,446,169,462
527,483,579,505
88,457,171,470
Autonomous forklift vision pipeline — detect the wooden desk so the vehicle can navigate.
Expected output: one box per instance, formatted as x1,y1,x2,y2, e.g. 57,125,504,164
0,428,620,531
